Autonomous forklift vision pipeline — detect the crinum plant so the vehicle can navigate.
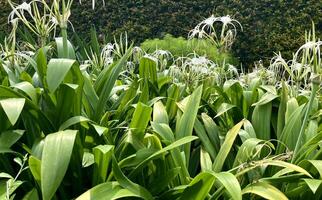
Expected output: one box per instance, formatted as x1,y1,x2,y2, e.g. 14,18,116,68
169,54,218,90
268,25,321,94
188,15,242,52
8,0,58,47
8,0,104,58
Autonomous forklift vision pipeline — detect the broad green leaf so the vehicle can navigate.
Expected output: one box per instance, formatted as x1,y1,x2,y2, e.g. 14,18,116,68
260,85,277,95
285,97,299,124
165,84,180,120
176,85,202,164
59,116,91,130
92,145,114,185
129,136,198,178
252,92,278,106
277,105,305,153
153,101,169,124
242,182,288,200
179,172,215,200
130,102,152,138
23,188,39,200
300,160,322,178
180,172,242,200
252,102,272,140
212,172,242,200
82,152,94,168
303,179,322,194
12,81,37,103
139,57,158,85
55,37,76,59
0,98,25,125
200,148,212,172
215,103,235,118
0,130,24,149
151,122,175,143
41,130,77,200
111,155,153,200
0,172,12,179
94,48,132,120
149,167,181,194
92,124,109,136
201,113,220,153
29,156,41,183
46,59,77,93
213,120,244,172
277,81,288,139
76,182,141,200
233,138,263,167
242,120,257,138
194,118,217,160
267,160,312,178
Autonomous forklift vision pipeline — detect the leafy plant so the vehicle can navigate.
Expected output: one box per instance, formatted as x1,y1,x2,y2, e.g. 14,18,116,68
0,1,321,200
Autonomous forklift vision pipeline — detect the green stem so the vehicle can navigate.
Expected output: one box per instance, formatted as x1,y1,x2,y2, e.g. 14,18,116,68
292,82,319,163
61,27,69,58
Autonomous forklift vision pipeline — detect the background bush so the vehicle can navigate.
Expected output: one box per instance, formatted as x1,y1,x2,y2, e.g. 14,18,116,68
141,34,237,64
1,0,321,67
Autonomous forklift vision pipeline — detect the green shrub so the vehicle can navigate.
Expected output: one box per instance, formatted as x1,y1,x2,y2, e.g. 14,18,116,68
68,0,321,67
1,1,321,66
141,34,237,65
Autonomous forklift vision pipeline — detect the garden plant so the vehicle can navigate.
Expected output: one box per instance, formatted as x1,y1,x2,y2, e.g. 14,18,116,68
0,0,321,200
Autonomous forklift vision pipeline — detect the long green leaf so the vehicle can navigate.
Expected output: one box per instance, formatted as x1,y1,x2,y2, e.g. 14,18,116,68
242,182,288,200
46,59,77,93
213,120,244,172
41,130,77,200
76,182,141,200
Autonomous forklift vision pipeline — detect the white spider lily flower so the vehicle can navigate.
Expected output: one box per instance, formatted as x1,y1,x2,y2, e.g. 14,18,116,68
51,16,59,26
152,49,172,57
8,1,32,23
293,40,321,63
219,15,243,31
227,64,238,75
189,15,242,52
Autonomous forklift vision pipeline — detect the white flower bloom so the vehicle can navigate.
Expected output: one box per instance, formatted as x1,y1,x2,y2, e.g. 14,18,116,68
8,2,32,23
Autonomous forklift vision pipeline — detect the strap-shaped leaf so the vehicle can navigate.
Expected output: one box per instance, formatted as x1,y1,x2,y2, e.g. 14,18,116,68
213,120,244,172
242,182,288,200
76,182,141,200
41,130,77,200
46,59,77,93
180,171,242,200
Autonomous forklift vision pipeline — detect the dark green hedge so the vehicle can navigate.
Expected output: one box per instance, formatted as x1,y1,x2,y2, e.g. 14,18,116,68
1,0,321,67
0,1,11,41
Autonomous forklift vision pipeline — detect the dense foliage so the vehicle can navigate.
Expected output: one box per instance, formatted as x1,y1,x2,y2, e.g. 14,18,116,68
70,0,322,66
0,0,322,200
140,34,236,64
1,1,321,67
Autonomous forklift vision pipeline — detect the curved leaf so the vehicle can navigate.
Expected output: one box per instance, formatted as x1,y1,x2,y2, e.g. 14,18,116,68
41,130,77,200
0,98,25,125
242,182,288,200
46,59,77,93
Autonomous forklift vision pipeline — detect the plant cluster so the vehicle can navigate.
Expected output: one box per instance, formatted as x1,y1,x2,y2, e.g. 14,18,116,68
0,1,322,200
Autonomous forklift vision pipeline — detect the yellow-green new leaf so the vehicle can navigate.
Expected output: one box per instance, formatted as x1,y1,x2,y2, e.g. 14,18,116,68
242,182,288,200
76,182,141,200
